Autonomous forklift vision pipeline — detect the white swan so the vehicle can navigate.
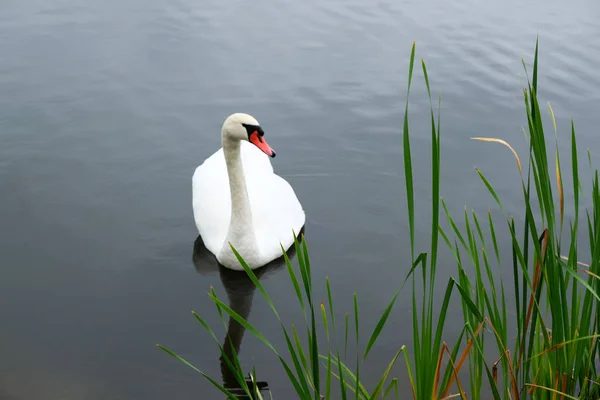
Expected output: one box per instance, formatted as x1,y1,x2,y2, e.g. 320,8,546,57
192,113,305,270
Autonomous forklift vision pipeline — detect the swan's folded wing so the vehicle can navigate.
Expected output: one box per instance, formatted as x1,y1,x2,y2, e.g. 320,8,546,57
192,149,231,255
249,173,306,262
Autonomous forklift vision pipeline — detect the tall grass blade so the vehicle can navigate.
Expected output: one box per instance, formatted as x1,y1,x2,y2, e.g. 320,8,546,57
403,41,417,259
363,290,400,361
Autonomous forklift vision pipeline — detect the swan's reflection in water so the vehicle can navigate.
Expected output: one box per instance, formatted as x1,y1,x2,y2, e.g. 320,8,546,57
192,231,303,399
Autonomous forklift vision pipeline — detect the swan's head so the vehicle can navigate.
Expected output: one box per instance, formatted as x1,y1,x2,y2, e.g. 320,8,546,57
221,113,276,158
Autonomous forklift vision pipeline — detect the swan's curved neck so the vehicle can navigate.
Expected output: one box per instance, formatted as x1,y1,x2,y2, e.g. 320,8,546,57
222,138,258,256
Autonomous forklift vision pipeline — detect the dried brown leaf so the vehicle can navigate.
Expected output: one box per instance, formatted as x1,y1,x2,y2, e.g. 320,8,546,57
471,137,523,176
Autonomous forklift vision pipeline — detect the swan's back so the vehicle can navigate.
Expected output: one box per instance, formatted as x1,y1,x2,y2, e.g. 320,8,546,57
193,141,304,263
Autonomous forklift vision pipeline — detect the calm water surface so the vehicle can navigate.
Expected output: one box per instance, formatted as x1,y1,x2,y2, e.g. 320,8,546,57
1,0,600,398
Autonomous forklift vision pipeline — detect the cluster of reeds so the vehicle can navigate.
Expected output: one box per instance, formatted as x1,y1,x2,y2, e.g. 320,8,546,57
158,39,600,399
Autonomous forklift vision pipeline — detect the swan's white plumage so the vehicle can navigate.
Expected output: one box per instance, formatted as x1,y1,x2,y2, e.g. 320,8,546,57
193,140,305,270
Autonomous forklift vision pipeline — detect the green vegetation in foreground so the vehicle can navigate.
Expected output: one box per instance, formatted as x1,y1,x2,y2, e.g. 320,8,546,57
158,39,600,399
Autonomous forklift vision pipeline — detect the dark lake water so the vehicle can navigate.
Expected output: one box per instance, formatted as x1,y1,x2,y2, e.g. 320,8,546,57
1,0,600,398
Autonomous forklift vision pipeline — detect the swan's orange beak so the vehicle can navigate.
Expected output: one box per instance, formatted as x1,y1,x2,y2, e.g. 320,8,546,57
249,130,276,158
